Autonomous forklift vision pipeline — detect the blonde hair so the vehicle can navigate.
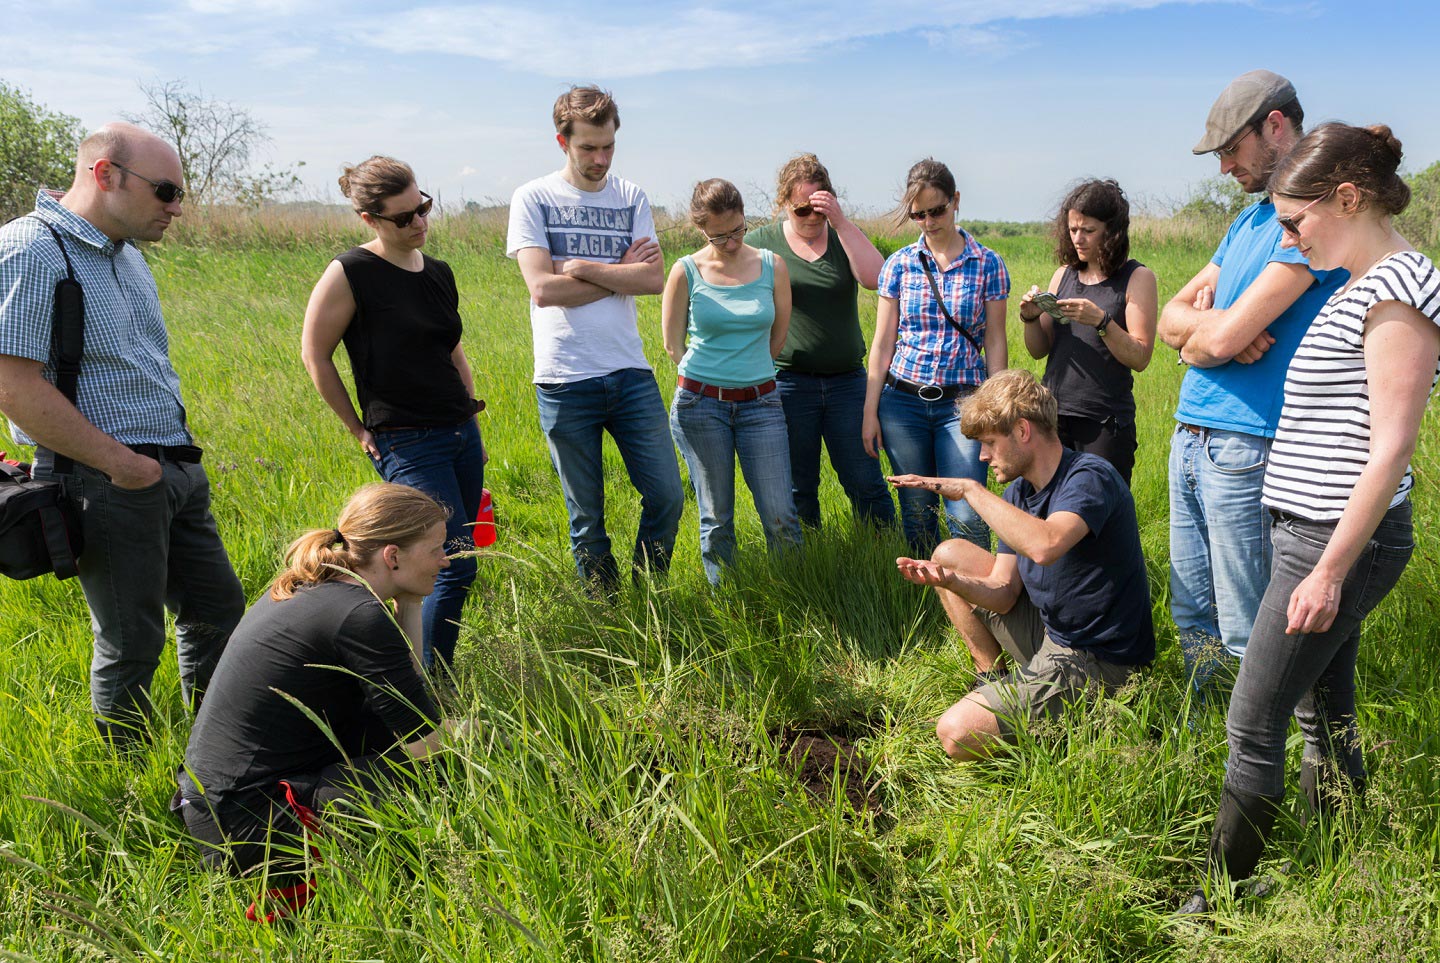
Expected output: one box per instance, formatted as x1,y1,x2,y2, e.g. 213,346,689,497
773,153,834,215
270,483,448,600
960,369,1058,439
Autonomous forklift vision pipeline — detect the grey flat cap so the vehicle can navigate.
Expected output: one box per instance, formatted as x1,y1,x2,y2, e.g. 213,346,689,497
1192,70,1297,154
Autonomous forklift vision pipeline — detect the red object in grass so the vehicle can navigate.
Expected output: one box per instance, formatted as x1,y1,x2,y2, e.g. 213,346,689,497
246,878,316,924
474,488,496,547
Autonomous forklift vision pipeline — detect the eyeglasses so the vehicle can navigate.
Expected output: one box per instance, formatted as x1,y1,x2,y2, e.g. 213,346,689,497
908,201,951,222
1276,189,1336,237
1211,125,1259,160
90,162,186,203
369,192,434,228
790,204,821,218
703,225,747,245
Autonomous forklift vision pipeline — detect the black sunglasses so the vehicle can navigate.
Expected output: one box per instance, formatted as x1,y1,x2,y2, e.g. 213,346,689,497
790,204,821,218
369,192,434,228
91,162,186,203
908,201,951,222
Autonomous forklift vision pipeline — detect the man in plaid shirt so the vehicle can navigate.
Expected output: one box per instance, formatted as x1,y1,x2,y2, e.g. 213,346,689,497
0,123,244,748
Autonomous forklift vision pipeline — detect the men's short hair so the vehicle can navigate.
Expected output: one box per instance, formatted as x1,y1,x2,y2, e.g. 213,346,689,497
553,85,620,137
77,126,133,170
960,369,1059,440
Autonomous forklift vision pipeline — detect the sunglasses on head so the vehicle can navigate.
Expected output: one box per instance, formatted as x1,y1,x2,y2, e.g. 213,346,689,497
908,201,951,222
92,162,186,203
369,192,434,228
1276,189,1336,237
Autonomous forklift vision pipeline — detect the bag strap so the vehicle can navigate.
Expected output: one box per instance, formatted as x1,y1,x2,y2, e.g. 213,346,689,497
25,217,85,476
918,251,985,360
37,502,79,580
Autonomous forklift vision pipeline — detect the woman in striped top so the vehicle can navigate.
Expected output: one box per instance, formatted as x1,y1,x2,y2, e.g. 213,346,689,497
1184,123,1440,914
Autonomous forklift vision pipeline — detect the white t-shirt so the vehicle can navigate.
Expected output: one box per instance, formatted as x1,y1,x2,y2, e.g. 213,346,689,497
506,171,656,383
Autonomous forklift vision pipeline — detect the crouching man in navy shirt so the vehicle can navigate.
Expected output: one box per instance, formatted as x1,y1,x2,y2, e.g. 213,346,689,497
891,370,1154,760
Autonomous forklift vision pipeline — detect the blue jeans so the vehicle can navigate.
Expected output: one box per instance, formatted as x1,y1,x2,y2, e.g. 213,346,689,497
372,419,485,668
1225,502,1413,798
877,383,988,554
776,368,895,528
670,387,802,585
1168,426,1273,685
535,368,684,586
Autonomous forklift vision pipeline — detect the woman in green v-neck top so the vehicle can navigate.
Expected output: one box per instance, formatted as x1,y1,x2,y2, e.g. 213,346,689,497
745,153,895,530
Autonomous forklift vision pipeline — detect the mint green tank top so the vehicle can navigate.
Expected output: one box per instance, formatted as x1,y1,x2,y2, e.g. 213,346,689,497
677,249,777,388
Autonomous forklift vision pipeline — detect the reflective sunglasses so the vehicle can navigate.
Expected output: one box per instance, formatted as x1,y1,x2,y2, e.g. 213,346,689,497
1276,189,1336,237
369,192,434,228
91,163,186,203
1211,124,1259,161
703,225,747,245
908,201,951,222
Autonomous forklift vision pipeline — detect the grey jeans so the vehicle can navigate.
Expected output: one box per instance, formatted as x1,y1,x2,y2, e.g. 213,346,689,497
1225,501,1414,798
38,452,245,729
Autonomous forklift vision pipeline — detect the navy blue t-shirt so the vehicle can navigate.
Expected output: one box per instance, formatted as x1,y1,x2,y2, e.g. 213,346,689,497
996,449,1154,665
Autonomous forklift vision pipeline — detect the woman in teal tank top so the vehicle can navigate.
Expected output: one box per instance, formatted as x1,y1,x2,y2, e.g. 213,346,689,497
662,179,802,585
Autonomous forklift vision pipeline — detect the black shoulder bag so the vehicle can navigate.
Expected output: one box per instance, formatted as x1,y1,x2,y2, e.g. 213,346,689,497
918,252,986,364
0,218,85,580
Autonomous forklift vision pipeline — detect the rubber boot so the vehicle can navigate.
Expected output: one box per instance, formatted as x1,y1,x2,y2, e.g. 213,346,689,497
1178,785,1284,915
1300,757,1367,828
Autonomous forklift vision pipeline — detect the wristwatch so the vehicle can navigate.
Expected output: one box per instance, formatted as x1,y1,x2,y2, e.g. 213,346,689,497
1096,312,1112,338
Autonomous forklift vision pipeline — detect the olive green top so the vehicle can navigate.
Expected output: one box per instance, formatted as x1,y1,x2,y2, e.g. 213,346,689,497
745,220,864,374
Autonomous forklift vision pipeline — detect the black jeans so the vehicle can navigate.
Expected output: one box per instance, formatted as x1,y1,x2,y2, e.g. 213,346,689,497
1056,414,1137,486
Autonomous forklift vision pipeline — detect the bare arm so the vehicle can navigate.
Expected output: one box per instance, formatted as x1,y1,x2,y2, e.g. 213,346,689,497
450,343,476,398
895,551,1022,614
404,718,459,760
1158,262,1222,350
0,355,161,489
863,296,901,458
515,247,611,308
300,260,378,457
770,257,792,358
1055,265,1158,372
1285,301,1440,634
1178,261,1314,367
890,475,1091,566
808,192,883,289
660,261,691,367
983,299,1008,374
555,235,664,295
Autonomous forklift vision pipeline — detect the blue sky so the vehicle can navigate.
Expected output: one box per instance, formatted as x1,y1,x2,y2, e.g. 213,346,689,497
3,0,1436,221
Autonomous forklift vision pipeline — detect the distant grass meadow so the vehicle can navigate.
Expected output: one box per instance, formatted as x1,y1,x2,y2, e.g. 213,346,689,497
2,206,1439,961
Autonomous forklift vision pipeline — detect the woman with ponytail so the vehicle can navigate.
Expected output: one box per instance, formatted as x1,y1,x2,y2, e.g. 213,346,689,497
176,483,460,921
1183,124,1440,913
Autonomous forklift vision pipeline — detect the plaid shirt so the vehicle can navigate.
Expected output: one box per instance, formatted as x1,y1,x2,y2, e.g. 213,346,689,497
877,230,1009,387
0,191,189,447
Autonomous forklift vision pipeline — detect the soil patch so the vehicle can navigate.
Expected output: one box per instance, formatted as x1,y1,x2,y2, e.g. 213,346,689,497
778,729,882,815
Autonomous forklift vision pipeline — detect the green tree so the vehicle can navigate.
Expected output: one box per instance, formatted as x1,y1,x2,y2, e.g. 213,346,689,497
0,82,84,221
1398,160,1440,250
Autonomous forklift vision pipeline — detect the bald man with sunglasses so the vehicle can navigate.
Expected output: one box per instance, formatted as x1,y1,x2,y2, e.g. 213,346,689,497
0,122,244,748
1156,72,1345,696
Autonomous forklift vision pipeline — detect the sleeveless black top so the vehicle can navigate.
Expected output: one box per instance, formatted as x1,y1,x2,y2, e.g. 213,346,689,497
1042,260,1141,423
336,248,475,430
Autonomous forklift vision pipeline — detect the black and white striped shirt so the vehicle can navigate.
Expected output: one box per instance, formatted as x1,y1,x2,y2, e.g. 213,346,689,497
1263,251,1440,520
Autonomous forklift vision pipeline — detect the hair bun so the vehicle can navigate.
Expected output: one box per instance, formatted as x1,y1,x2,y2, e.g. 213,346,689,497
1364,125,1403,164
337,167,355,199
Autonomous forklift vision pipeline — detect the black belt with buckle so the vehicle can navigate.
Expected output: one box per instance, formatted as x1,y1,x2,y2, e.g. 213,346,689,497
885,373,969,402
128,443,203,464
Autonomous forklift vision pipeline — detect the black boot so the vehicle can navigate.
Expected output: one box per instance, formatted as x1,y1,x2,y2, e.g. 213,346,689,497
1300,757,1366,828
1178,785,1284,915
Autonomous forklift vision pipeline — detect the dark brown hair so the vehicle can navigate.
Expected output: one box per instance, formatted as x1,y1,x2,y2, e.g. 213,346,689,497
774,153,834,215
689,178,744,227
1268,122,1410,216
270,483,448,601
338,156,415,216
1052,178,1131,276
892,158,956,231
553,85,620,137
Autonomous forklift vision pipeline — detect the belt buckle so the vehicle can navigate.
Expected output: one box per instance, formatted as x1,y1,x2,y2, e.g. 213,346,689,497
715,385,736,402
917,383,945,402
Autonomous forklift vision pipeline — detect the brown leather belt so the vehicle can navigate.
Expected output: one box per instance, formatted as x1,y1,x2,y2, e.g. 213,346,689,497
1178,423,1205,434
677,376,777,402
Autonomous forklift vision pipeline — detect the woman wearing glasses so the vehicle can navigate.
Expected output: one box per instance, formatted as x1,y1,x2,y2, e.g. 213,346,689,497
1018,179,1157,485
744,154,895,530
863,159,1010,553
301,156,485,669
1183,123,1440,913
663,178,801,585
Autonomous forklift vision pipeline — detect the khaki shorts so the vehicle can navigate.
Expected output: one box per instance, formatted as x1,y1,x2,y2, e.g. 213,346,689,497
975,591,1138,737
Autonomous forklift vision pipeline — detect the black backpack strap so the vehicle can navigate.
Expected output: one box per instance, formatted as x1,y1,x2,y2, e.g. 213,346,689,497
918,251,985,361
25,217,85,476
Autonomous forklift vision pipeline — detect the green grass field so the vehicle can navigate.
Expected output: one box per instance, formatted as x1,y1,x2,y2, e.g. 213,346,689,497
2,213,1438,961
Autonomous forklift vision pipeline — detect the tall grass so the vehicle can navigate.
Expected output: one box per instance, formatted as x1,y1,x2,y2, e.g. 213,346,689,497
1,212,1438,961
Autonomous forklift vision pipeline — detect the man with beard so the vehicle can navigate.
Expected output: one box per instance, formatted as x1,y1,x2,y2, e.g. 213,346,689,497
1156,71,1344,693
889,370,1154,761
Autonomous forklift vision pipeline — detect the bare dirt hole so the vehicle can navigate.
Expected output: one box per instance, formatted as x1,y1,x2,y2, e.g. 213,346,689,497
777,729,882,815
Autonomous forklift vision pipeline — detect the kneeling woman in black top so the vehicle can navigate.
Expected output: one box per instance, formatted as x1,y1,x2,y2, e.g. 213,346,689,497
176,482,458,921
302,155,485,670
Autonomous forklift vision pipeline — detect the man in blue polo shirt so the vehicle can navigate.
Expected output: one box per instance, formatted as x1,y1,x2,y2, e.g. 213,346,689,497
890,370,1154,761
0,122,244,747
1157,71,1344,691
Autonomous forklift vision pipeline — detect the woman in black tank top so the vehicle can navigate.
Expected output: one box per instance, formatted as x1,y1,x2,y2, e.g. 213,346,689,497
300,156,485,670
1016,179,1157,485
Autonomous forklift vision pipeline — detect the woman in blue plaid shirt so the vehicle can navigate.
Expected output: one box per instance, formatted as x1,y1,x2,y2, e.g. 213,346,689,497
863,159,1010,553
